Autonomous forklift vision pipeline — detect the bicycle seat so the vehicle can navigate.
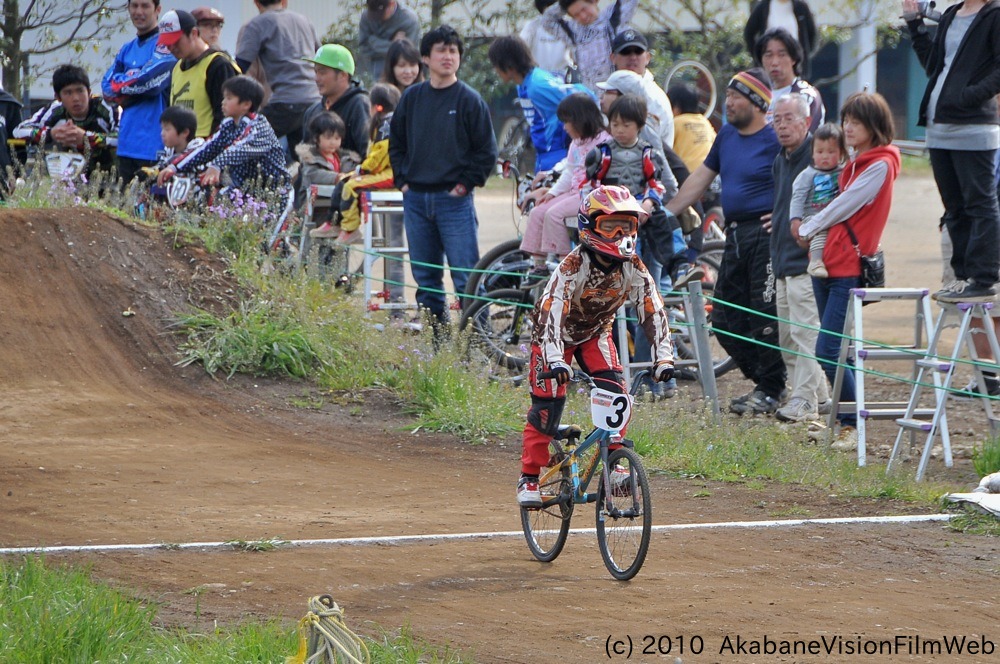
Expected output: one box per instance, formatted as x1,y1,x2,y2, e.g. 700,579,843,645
552,424,583,441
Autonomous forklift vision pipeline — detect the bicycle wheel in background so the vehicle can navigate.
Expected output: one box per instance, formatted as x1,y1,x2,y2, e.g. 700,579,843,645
463,238,532,309
521,440,574,562
459,288,532,370
596,446,651,581
664,60,718,123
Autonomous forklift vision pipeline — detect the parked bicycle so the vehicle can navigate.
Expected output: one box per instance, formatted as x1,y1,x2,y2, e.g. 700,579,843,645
460,243,733,378
521,369,652,581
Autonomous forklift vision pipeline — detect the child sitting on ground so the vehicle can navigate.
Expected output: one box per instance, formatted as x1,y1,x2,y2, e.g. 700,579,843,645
789,122,847,278
519,92,610,280
297,111,361,236
158,76,291,251
312,83,401,244
516,185,673,507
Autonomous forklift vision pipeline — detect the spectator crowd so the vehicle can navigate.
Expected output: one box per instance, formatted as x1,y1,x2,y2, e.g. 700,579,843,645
5,0,1000,454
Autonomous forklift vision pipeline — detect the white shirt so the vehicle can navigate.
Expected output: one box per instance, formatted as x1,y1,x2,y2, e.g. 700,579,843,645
767,0,799,40
640,70,675,150
520,16,573,76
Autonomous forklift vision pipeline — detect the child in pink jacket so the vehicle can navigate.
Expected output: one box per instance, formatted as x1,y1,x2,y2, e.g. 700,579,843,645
520,92,609,280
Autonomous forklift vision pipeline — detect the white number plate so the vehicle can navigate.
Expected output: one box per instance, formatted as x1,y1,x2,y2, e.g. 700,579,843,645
167,177,193,207
590,388,632,432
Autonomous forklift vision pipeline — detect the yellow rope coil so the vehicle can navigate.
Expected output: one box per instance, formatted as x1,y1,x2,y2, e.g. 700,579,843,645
286,594,370,664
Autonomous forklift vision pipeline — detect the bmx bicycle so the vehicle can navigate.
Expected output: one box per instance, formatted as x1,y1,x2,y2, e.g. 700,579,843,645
521,369,652,581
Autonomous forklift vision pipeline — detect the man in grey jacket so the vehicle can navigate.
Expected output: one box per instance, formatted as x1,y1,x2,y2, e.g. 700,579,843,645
769,93,829,422
357,0,420,83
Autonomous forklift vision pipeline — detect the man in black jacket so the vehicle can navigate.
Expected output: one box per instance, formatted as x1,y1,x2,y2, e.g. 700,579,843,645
302,44,371,157
744,0,818,78
389,25,497,326
904,0,1000,302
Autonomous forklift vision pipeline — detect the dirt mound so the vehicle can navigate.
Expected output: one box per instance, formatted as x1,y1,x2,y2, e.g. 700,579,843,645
0,208,236,393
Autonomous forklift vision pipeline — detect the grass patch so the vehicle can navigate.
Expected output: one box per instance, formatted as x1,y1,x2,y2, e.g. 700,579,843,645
627,403,955,506
972,436,1000,477
945,506,1000,537
0,556,468,663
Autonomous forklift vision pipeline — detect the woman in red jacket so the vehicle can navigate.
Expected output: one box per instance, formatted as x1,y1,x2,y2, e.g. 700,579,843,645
791,92,901,449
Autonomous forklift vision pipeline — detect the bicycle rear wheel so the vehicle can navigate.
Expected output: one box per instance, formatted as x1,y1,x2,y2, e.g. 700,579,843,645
459,288,532,370
463,238,531,309
596,447,651,581
521,441,574,562
665,60,718,121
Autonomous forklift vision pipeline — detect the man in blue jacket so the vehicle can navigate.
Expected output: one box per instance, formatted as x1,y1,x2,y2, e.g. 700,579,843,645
488,35,592,172
102,0,175,185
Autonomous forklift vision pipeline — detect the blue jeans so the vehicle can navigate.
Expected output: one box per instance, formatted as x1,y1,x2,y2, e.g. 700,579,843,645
812,275,860,427
402,189,480,320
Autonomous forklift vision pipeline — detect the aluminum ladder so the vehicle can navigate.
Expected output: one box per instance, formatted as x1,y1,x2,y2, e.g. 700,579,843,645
829,287,938,467
889,301,1000,481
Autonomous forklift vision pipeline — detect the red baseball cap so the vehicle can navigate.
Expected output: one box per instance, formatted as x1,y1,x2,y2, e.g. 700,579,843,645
158,9,196,46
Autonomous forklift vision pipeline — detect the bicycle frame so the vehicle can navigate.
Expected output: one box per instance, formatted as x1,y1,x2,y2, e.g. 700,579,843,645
550,429,641,519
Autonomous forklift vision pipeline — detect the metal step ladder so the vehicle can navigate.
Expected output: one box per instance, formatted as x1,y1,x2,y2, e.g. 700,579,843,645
889,301,1000,481
358,190,417,315
829,288,937,467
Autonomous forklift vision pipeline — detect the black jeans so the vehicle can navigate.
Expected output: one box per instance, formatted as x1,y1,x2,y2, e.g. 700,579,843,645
261,102,313,152
929,147,1000,287
713,220,786,399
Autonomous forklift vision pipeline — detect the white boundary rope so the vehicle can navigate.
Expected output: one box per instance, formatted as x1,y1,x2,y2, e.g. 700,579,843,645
0,513,952,555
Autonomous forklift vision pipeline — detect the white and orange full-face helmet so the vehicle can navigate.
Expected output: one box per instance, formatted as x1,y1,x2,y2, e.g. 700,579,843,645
578,185,647,261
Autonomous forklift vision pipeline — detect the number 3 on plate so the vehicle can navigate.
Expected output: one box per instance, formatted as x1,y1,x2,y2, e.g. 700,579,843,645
590,388,632,432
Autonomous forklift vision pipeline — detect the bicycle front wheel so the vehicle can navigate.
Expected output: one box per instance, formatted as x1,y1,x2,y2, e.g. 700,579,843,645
596,447,651,581
521,441,574,562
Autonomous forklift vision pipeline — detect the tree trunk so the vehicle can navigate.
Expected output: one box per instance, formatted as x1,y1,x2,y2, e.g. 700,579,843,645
2,0,20,94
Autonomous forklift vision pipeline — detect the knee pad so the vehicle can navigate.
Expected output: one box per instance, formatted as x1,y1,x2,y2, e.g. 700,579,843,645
527,396,566,436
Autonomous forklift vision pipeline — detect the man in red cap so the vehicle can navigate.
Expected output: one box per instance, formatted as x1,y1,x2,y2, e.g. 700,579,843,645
192,7,225,50
159,9,239,137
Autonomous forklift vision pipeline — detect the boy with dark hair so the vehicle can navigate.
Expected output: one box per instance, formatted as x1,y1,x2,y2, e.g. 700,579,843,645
488,35,590,172
587,94,687,272
389,24,498,327
159,75,286,190
159,106,198,153
161,75,292,252
14,64,120,175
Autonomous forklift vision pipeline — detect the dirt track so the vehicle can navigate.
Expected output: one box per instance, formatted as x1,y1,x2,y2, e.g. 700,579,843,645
2,195,1000,663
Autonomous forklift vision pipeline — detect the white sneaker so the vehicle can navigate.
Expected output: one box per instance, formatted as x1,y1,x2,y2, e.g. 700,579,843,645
609,464,631,497
775,397,818,422
831,426,858,452
516,477,542,508
817,398,833,415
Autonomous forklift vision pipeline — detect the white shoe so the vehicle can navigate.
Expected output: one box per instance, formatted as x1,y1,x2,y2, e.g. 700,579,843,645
776,397,818,422
516,477,542,508
831,426,858,452
609,465,632,497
